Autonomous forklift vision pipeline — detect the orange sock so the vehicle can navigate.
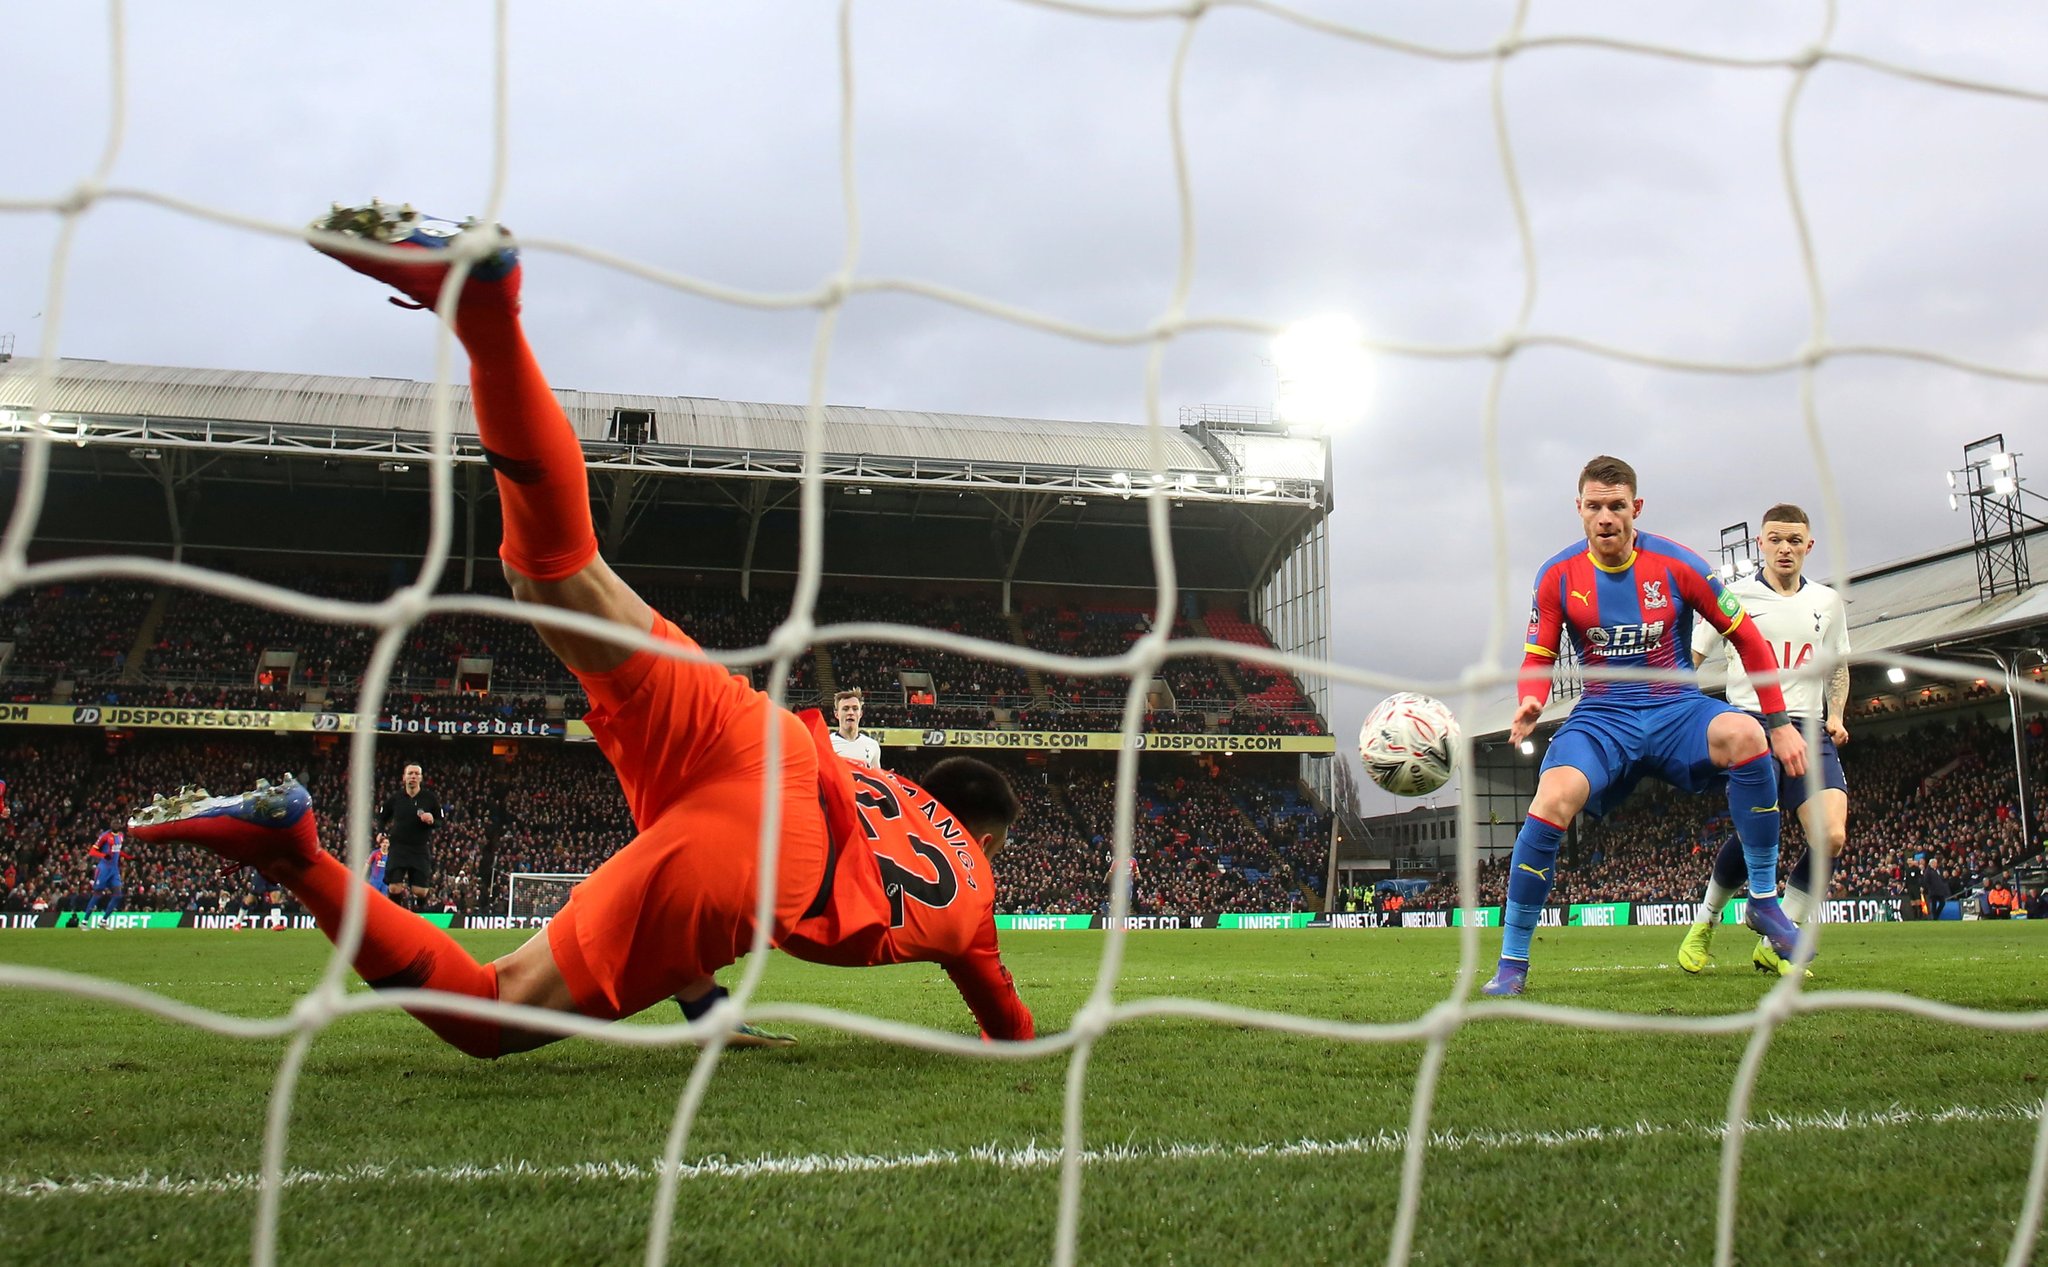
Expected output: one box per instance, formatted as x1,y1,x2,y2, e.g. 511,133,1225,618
455,307,600,583
282,850,503,1059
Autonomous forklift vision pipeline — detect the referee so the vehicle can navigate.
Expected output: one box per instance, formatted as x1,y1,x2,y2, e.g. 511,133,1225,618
376,762,442,910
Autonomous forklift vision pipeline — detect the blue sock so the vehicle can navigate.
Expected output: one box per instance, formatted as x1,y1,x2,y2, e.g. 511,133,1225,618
105,890,123,916
1725,752,1781,897
1501,815,1565,962
1711,833,1746,890
679,985,727,1022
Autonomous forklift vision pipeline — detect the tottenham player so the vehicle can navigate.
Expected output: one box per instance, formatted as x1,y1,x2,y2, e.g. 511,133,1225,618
1679,504,1850,976
1485,456,1807,996
829,688,882,769
128,202,1033,1057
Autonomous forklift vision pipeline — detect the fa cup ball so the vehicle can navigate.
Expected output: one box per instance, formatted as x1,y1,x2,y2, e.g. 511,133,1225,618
1358,692,1459,796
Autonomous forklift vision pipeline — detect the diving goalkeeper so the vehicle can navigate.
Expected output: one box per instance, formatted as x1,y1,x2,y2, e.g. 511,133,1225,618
128,203,1035,1057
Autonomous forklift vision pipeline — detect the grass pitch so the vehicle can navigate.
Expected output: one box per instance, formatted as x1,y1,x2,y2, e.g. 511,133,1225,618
2,924,2044,1265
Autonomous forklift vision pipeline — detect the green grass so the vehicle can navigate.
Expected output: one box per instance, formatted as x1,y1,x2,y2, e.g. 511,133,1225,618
2,924,2044,1265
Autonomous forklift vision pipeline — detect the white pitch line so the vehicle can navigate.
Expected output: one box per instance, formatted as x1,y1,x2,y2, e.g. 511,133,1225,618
2,1101,2037,1201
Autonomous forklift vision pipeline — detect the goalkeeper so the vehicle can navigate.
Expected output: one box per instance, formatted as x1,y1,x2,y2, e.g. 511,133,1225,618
129,203,1035,1056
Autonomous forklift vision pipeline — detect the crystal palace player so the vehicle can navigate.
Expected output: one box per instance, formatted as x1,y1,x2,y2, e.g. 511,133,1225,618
1485,456,1808,996
80,828,125,927
1679,503,1851,977
128,203,1034,1056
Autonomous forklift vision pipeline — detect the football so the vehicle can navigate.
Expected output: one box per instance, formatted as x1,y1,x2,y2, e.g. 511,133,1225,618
1358,692,1460,796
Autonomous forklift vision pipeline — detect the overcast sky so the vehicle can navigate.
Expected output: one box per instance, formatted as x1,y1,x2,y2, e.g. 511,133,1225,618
6,2,2047,809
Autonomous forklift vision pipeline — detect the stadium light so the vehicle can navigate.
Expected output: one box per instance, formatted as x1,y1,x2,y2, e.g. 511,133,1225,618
377,461,410,473
1991,451,2014,471
1948,492,1959,512
1518,740,1535,756
1946,470,1957,489
1887,666,1907,684
1995,475,2017,497
1272,314,1372,432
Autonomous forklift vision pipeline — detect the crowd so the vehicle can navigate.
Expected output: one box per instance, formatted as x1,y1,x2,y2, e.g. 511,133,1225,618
956,753,1329,916
0,730,1327,919
0,572,1329,737
1421,715,2047,909
0,581,157,685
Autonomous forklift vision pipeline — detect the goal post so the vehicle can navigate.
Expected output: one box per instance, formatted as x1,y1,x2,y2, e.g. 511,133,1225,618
504,872,588,921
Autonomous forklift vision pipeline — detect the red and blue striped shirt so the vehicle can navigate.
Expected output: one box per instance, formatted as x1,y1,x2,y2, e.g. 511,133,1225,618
1519,531,1787,713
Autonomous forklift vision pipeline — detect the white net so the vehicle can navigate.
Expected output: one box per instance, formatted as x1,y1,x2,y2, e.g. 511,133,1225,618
3,3,2048,1266
503,872,586,922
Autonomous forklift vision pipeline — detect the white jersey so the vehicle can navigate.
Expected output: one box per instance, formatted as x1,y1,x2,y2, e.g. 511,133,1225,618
1692,575,1849,719
829,729,882,769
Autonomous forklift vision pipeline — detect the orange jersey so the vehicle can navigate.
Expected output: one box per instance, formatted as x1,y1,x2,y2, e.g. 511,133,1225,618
781,712,1034,1041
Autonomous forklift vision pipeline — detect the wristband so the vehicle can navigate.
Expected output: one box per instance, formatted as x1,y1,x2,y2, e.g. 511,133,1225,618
1762,711,1791,731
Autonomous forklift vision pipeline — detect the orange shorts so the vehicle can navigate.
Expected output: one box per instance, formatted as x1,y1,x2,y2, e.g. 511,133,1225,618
546,612,829,1021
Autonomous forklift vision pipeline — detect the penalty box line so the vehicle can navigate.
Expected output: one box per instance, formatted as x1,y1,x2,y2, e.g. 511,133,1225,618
3,1100,2039,1201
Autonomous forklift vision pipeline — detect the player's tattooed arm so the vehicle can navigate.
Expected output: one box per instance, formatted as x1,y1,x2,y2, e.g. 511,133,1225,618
1828,663,1850,744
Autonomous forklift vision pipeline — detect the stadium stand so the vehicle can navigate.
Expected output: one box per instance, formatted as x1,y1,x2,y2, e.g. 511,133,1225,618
0,732,1327,918
1414,715,2048,910
0,572,1327,734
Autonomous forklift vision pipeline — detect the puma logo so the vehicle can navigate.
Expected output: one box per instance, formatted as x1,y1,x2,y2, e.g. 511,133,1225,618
1517,863,1552,881
1569,588,1593,607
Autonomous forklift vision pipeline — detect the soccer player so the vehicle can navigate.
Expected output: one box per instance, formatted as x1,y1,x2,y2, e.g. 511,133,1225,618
1485,456,1809,996
80,828,124,928
1678,504,1850,976
368,832,390,897
127,201,1034,1057
375,763,441,910
829,687,882,769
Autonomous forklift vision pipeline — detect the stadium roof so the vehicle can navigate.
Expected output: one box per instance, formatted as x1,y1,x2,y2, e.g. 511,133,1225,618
0,359,1328,499
1462,529,2048,741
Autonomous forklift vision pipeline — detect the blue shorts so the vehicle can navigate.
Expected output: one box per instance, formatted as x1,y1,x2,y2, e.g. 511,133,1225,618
1747,714,1848,814
1541,694,1745,819
91,871,121,892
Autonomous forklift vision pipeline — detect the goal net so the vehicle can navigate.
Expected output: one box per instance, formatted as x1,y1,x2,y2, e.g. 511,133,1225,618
4,4,2048,1267
503,873,586,922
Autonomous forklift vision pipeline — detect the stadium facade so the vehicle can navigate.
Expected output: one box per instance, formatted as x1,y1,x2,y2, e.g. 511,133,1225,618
1340,525,2048,880
0,357,1341,916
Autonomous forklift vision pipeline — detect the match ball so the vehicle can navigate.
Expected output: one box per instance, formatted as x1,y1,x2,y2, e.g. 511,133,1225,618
1358,692,1459,797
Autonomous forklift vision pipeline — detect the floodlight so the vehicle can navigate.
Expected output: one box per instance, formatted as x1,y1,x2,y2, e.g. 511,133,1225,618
1994,476,2016,497
1991,451,2013,471
1946,470,1957,488
1273,314,1371,431
1948,493,1959,512
1886,666,1907,684
1518,740,1535,756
